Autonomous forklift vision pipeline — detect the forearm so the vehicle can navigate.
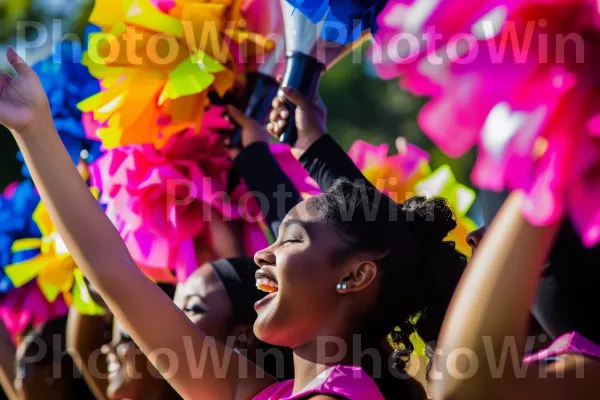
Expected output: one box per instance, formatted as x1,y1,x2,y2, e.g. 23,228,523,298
13,125,272,399
299,135,370,191
14,127,138,290
234,142,302,236
432,192,559,399
66,309,109,400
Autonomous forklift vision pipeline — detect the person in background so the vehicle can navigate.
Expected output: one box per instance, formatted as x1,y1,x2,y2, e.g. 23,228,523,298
432,192,600,399
467,224,550,355
15,317,95,400
225,107,303,240
68,284,180,400
101,317,181,400
66,274,112,400
467,193,600,352
175,258,294,380
67,305,111,400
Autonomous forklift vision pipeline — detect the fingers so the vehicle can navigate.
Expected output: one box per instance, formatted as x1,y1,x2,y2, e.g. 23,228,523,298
6,46,33,77
281,87,312,109
268,104,289,121
221,129,240,159
226,105,251,128
268,96,289,137
267,118,287,137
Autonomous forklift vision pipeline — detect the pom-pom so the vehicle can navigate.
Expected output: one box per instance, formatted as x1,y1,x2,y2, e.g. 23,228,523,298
371,0,600,246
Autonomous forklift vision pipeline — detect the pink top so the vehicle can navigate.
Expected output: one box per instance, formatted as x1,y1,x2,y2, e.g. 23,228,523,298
524,332,600,363
252,365,384,400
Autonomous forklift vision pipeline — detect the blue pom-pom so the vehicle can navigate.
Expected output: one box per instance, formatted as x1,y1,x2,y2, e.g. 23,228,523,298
0,181,40,237
0,181,43,294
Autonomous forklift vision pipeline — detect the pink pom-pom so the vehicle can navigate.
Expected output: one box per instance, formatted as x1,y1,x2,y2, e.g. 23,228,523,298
372,0,600,245
90,109,235,277
0,283,69,344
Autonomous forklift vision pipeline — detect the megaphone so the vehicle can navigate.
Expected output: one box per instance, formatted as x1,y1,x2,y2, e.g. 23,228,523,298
277,1,370,145
229,0,287,148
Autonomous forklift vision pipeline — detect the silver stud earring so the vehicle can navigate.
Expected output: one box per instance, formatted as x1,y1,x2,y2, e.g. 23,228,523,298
342,283,348,290
337,283,348,291
336,283,342,290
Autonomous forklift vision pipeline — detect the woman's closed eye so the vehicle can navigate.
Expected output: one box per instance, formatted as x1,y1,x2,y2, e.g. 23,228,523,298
281,237,303,246
277,219,309,246
183,301,207,314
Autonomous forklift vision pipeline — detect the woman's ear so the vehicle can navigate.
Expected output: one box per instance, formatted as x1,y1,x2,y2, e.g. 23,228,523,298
337,260,378,293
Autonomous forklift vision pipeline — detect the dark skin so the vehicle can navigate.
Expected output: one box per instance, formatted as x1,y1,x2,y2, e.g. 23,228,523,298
101,320,179,400
466,225,486,253
67,308,110,400
466,224,558,352
175,264,235,343
437,200,600,399
254,200,380,393
174,263,256,351
68,286,180,400
0,49,382,399
13,319,93,400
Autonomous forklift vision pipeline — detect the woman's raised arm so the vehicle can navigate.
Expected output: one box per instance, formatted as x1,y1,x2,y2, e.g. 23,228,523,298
0,48,274,400
431,192,600,399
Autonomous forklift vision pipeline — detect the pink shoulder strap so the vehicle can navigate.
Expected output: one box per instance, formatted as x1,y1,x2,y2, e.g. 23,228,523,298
524,332,600,363
252,365,384,400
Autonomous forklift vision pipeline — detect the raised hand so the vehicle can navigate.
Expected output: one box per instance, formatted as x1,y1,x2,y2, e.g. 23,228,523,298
268,86,327,159
0,47,50,134
224,105,271,159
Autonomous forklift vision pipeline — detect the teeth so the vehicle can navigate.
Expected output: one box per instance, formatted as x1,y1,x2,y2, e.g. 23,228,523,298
256,277,278,293
107,363,120,373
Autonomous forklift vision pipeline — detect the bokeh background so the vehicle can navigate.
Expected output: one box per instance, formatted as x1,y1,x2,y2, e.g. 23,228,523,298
0,0,478,217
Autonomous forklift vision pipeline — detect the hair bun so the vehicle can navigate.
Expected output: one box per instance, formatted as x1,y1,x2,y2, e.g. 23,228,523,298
402,196,457,244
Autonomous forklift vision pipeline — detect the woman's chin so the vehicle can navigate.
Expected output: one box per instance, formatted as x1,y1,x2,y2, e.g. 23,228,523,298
253,316,273,344
253,312,285,347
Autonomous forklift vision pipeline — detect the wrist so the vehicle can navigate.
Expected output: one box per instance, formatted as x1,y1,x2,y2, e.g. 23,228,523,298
292,130,325,160
12,106,52,139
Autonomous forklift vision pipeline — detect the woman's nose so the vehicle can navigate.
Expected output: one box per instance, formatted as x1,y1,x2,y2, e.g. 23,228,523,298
466,225,487,252
254,246,276,268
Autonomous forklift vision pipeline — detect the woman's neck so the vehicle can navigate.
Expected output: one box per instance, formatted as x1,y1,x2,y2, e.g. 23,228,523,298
291,333,357,394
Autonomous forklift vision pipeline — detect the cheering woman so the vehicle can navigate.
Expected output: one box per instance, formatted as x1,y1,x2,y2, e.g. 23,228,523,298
0,48,466,399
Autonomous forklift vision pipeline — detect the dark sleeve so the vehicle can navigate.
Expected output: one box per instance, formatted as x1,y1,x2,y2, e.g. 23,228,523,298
299,135,371,191
233,142,302,237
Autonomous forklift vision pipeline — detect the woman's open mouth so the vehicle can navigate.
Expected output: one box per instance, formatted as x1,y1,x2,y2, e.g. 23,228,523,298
105,355,122,380
254,291,277,310
255,269,278,310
